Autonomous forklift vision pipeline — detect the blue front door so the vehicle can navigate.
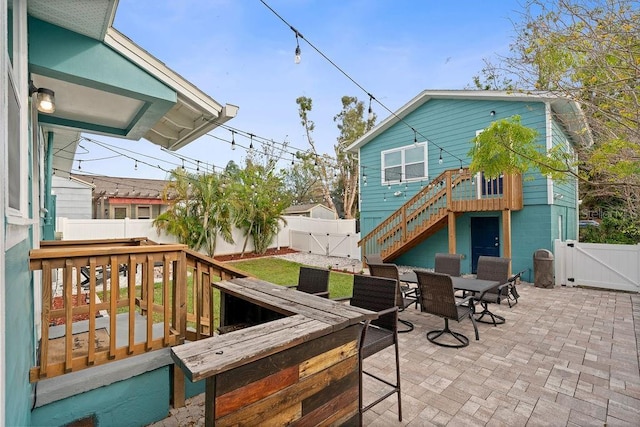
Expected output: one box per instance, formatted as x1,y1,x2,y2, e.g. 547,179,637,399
471,217,500,273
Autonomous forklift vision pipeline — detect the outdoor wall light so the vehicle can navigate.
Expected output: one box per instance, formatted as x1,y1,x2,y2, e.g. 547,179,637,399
29,80,56,114
554,193,564,200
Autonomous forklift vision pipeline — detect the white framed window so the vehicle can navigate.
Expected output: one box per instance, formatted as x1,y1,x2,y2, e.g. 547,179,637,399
5,0,27,222
381,143,427,185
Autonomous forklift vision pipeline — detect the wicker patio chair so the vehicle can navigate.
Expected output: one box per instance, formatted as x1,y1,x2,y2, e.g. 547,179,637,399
367,263,418,332
415,270,479,348
474,256,513,325
434,253,462,277
350,274,402,421
287,266,330,298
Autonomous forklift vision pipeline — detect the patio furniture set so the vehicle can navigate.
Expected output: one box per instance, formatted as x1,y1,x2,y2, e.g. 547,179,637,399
278,254,522,422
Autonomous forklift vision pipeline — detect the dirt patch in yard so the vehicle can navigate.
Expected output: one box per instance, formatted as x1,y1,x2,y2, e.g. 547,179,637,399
214,247,299,262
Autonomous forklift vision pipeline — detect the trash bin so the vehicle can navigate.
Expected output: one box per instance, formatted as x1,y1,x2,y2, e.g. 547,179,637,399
533,249,554,288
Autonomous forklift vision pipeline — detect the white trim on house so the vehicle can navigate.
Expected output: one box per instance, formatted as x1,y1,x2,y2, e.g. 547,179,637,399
104,28,239,151
1,0,8,420
546,102,555,205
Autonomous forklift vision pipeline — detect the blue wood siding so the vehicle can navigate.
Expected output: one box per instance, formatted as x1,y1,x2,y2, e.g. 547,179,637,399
5,239,35,427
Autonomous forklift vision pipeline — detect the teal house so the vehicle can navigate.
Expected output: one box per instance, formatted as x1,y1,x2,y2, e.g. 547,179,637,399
1,1,238,425
348,90,591,278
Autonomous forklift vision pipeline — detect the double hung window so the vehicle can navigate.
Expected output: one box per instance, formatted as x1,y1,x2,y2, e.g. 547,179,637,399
381,143,426,185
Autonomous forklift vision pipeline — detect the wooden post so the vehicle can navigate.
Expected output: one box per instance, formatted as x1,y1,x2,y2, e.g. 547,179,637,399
502,209,512,275
448,212,456,254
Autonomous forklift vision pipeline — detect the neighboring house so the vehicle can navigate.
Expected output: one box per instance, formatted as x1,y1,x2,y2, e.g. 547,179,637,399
284,203,337,220
70,174,171,220
51,175,93,220
348,90,590,276
1,1,237,426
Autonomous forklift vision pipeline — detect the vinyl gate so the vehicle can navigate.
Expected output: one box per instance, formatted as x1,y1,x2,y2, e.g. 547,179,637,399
289,230,361,260
554,240,640,292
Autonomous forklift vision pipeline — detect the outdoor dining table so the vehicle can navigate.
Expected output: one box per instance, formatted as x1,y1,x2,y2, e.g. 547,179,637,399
399,271,499,300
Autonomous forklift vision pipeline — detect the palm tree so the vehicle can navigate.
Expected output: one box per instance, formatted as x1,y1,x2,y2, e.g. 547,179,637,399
153,169,233,257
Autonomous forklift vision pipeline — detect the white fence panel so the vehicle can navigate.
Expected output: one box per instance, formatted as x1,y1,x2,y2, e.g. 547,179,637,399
554,240,640,292
55,216,357,259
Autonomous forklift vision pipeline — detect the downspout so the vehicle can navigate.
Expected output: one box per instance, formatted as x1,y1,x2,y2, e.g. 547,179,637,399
43,131,54,240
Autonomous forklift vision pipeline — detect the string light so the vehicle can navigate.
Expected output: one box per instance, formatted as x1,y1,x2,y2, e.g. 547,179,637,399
231,130,236,150
293,28,302,64
78,160,82,170
439,149,443,164
367,94,374,121
413,129,418,146
134,160,138,171
260,0,467,168
249,133,254,150
459,160,464,174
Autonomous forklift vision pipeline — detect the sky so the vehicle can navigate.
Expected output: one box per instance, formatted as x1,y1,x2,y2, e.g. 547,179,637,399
74,0,524,180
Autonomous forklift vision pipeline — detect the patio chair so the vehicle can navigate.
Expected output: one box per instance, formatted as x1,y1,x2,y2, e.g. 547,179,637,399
434,253,462,277
474,256,513,325
287,266,330,298
364,253,384,265
415,270,479,348
349,274,402,421
367,263,418,332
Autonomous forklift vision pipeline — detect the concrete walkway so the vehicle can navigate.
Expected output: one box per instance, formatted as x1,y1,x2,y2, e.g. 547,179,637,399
150,277,640,426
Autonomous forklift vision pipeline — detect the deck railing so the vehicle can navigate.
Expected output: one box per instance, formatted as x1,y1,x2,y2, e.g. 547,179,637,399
29,238,248,382
361,168,522,260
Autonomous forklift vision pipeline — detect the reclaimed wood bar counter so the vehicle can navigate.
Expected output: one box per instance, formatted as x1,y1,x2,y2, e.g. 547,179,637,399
171,277,376,426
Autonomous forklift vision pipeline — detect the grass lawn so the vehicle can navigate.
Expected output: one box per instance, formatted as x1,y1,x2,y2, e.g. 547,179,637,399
228,257,354,299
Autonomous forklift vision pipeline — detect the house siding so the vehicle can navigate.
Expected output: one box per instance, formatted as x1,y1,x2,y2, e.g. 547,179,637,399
358,94,581,276
31,367,171,426
5,239,35,427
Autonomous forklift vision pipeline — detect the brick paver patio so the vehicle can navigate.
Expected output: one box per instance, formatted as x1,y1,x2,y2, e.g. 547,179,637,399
153,282,640,426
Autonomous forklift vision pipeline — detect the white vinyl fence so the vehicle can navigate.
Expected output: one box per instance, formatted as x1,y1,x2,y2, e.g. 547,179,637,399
554,240,640,293
56,216,360,260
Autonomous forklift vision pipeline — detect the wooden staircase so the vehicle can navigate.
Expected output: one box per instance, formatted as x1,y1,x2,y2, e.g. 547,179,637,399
360,168,523,261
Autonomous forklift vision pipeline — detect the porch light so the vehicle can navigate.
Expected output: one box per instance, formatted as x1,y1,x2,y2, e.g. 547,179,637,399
29,81,56,114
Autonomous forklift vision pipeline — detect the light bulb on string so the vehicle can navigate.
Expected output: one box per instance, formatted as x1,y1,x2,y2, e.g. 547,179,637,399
439,148,443,165
413,129,418,146
367,94,374,121
196,160,200,172
293,29,302,64
249,134,254,151
231,130,236,150
459,160,464,174
134,160,138,171
291,153,295,165
78,160,82,170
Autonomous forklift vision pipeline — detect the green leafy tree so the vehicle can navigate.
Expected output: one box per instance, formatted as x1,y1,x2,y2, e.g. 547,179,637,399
295,95,376,219
470,0,640,242
153,169,233,257
468,115,575,181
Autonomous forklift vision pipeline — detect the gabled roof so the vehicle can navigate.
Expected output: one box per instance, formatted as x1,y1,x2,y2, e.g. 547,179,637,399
284,203,333,215
347,90,592,152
